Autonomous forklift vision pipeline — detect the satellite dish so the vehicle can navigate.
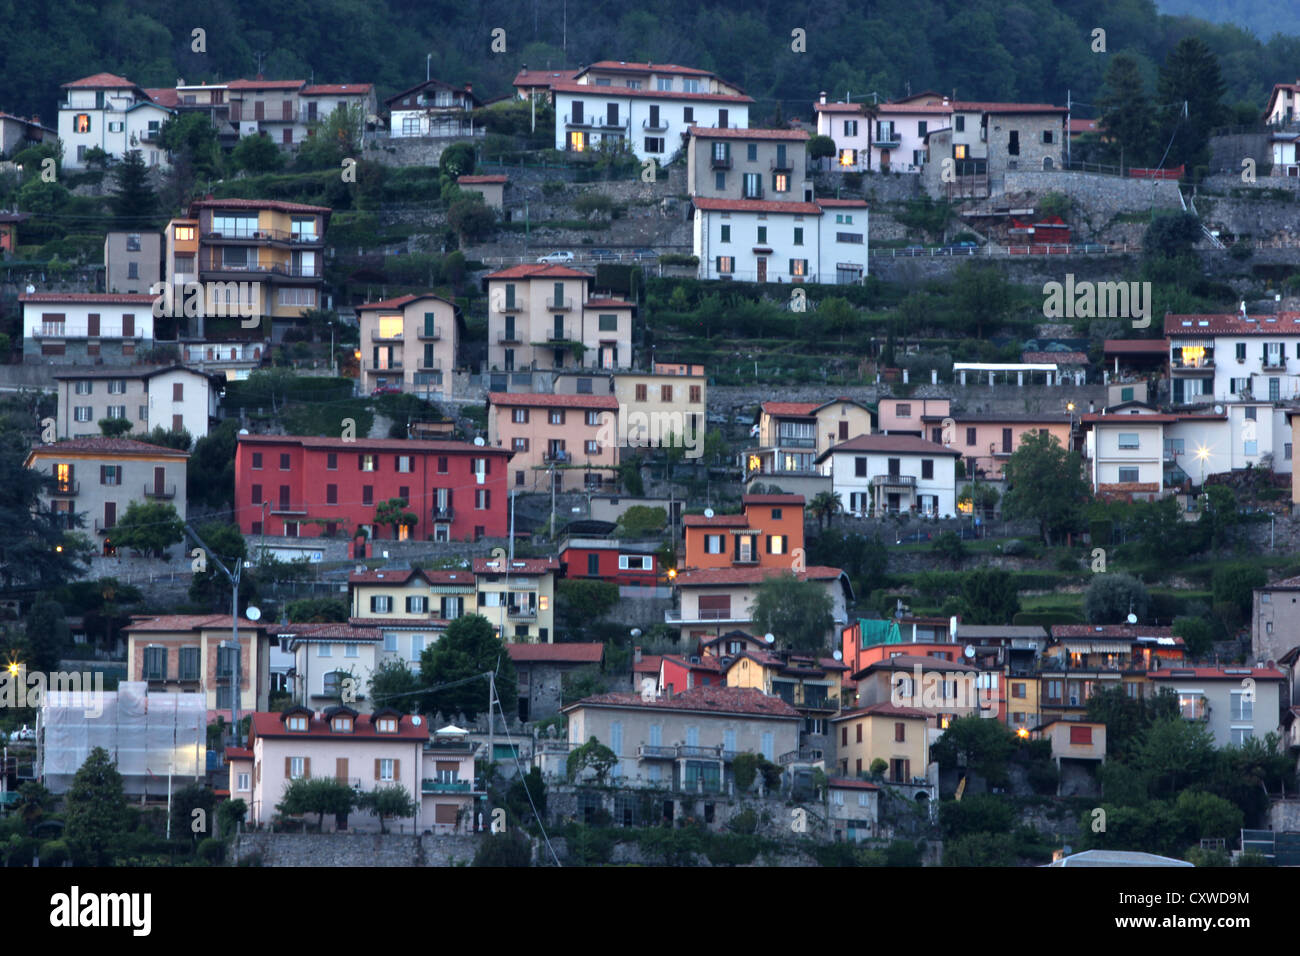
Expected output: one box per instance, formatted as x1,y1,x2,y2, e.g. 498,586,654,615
411,716,422,726
963,645,975,659
238,428,250,435
1126,613,1138,625
704,508,715,518
832,649,843,661
245,606,262,621
25,284,35,294
1213,405,1223,415
473,436,485,446
630,628,642,638
764,633,775,644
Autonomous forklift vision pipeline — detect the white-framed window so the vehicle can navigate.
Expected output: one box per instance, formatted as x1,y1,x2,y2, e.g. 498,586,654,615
74,406,93,422
237,772,250,791
290,757,305,779
107,405,127,419
704,534,724,554
369,595,392,614
379,758,395,781
317,643,332,657
1230,728,1254,746
108,379,127,394
383,632,398,652
287,716,308,731
410,635,424,661
1231,690,1253,721
1117,433,1140,449
618,555,652,571
344,643,359,658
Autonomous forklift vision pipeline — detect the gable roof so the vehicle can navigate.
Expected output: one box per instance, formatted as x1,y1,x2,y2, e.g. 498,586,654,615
1165,312,1300,335
27,437,188,458
301,83,372,96
688,126,808,141
507,642,605,664
817,434,960,461
832,701,933,720
249,710,427,742
354,294,452,311
674,566,849,587
761,401,820,417
236,434,507,455
692,197,822,215
126,614,263,632
487,392,618,410
348,567,475,586
564,685,800,718
62,73,139,89
473,557,560,575
484,264,593,280
19,292,154,305
188,197,331,215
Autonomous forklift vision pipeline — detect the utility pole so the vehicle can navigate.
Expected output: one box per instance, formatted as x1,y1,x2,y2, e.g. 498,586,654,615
487,670,496,773
185,523,243,745
1066,90,1071,169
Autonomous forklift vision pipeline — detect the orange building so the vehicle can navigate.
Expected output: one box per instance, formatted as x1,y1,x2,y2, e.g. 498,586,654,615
681,494,805,571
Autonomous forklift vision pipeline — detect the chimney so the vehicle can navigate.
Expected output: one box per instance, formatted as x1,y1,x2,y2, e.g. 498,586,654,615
634,646,642,664
819,91,826,105
465,82,472,93
1089,401,1095,413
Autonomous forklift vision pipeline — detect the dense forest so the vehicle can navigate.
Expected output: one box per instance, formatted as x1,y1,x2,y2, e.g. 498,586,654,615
1157,0,1298,42
0,0,1296,128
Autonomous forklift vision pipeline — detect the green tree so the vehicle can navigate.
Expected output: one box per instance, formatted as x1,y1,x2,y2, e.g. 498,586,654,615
188,522,248,610
958,483,999,520
957,568,1021,625
806,134,836,165
109,501,185,558
1098,53,1155,168
1086,684,1180,760
1211,564,1266,627
139,426,193,452
943,831,1017,866
931,530,967,567
296,103,365,170
1084,572,1150,624
1173,790,1243,844
13,781,53,833
158,112,224,179
171,784,216,845
1198,484,1240,554
418,614,516,718
1000,431,1090,545
1142,211,1203,259
1138,716,1219,798
285,597,349,622
439,142,477,179
810,491,843,531
374,497,417,540
447,196,495,245
98,417,134,437
189,420,239,510
368,659,422,712
358,784,418,834
506,766,548,824
614,505,667,536
931,718,1019,788
949,262,1014,338
473,831,532,866
1171,616,1216,659
110,149,156,228
64,747,129,866
566,736,617,783
0,430,92,591
750,572,835,652
278,777,358,831
556,579,620,627
1155,36,1227,172
231,133,284,173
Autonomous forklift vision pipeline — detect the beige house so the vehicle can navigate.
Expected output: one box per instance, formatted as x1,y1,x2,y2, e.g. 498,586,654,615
26,437,189,555
472,557,558,644
830,702,931,784
124,613,272,716
487,392,620,493
104,230,161,294
1254,575,1300,664
484,264,634,375
685,127,812,202
1033,719,1107,765
457,175,506,210
614,363,707,454
355,294,458,400
276,622,383,705
827,777,881,841
749,398,875,480
54,365,219,440
667,566,852,644
553,686,801,790
348,567,478,668
876,398,951,436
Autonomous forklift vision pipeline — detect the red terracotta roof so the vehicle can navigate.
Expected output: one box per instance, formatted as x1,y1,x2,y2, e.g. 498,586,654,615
355,293,450,311
126,614,263,632
818,434,960,458
278,623,382,641
473,557,559,575
693,197,822,215
225,747,253,761
688,127,808,140
633,655,663,674
19,292,154,304
62,72,138,89
833,702,933,720
662,654,725,673
827,777,880,790
348,617,451,628
144,88,181,108
674,566,846,586
856,656,979,674
566,685,800,717
457,175,508,184
1052,624,1179,640
507,642,605,664
761,401,820,417
1069,118,1100,134
953,101,1066,114
817,198,869,207
513,69,581,89
300,84,372,95
1104,338,1168,354
189,197,331,215
1166,312,1300,335
250,711,427,741
236,435,508,454
484,264,593,280
814,102,869,113
487,391,618,409
584,297,633,308
348,567,475,586
583,62,714,77
28,437,188,457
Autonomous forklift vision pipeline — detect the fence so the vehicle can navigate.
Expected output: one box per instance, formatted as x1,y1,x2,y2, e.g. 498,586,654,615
870,242,1139,258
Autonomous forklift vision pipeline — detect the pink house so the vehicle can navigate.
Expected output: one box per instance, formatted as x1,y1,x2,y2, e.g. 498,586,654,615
925,413,1073,479
229,706,481,833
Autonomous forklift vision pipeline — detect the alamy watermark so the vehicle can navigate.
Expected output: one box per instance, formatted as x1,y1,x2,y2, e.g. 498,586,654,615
1042,274,1151,329
151,280,261,328
890,662,999,719
594,407,703,458
1,668,105,717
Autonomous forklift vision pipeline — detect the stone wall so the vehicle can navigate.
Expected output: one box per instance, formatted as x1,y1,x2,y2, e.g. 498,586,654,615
1207,134,1272,176
1269,797,1300,832
230,831,483,866
1000,170,1183,213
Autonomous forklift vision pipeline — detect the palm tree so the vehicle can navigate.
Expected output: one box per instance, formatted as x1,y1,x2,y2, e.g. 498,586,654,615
810,491,843,530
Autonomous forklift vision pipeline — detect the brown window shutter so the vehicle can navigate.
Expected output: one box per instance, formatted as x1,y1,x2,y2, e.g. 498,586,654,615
393,759,400,779
284,756,291,778
303,757,310,777
374,758,381,780
336,757,348,782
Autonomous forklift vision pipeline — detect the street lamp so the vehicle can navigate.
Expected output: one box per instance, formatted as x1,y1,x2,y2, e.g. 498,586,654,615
1194,442,1212,491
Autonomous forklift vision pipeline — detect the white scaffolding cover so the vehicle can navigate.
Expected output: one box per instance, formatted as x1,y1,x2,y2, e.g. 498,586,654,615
40,682,206,794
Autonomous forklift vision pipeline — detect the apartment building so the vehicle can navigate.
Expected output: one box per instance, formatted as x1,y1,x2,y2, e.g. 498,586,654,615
484,264,634,374
551,61,752,161
1038,625,1186,722
1253,574,1300,664
681,493,807,571
749,398,875,479
816,434,960,517
226,78,375,145
104,230,161,294
58,72,174,168
508,642,606,722
1147,666,1285,747
472,557,559,644
486,392,620,493
53,365,219,440
19,292,154,365
930,413,1072,479
124,613,272,715
1166,311,1300,405
386,78,480,137
724,650,846,763
512,67,581,104
612,363,707,451
813,93,872,171
356,294,458,400
686,127,812,202
876,398,951,436
347,567,479,668
233,435,511,543
25,437,189,554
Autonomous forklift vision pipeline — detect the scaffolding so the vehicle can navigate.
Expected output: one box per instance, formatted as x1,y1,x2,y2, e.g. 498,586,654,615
39,682,206,795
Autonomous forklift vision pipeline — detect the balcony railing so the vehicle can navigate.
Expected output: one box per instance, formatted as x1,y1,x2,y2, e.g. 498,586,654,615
507,605,537,619
497,299,524,313
50,482,79,497
418,359,443,372
875,133,902,148
431,506,454,521
1263,358,1287,371
637,744,676,759
421,779,471,793
270,501,308,515
546,328,574,341
642,118,669,131
538,740,575,754
34,327,143,340
677,744,723,759
417,325,442,340
775,436,816,448
94,520,116,534
596,116,627,130
710,155,732,169
144,484,176,499
363,360,403,371
544,450,570,464
872,474,917,488
546,297,572,311
497,332,522,344
564,113,593,128
205,227,321,244
371,330,404,342
770,156,793,171
198,260,322,278
778,748,823,766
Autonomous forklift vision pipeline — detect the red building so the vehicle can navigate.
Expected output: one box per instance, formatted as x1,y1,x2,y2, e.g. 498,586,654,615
235,435,512,543
558,535,659,587
660,654,725,694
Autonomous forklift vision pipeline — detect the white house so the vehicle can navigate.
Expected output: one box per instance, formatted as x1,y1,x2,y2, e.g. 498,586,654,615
58,73,174,169
1081,403,1171,499
551,61,752,162
54,365,220,440
813,93,872,170
1166,311,1300,406
20,292,155,365
385,79,479,138
870,92,953,174
692,198,868,284
278,623,382,706
816,434,959,516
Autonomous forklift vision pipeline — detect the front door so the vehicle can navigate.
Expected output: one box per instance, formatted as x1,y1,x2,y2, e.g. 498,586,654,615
888,492,900,513
756,257,767,283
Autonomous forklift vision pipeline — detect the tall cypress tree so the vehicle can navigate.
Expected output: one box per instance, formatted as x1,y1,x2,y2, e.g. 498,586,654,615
110,149,157,228
1155,37,1228,172
1098,53,1156,169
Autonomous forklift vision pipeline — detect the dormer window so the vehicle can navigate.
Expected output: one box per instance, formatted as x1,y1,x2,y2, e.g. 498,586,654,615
377,717,398,733
332,717,352,732
287,716,308,731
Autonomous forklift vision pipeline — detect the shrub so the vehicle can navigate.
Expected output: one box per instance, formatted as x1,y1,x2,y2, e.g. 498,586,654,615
236,851,264,867
196,838,225,864
1001,539,1029,556
38,839,70,866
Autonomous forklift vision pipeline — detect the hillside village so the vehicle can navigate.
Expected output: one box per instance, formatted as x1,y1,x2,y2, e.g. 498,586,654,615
6,30,1300,873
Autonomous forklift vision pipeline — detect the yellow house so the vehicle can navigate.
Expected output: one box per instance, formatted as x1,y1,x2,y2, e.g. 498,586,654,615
724,651,842,711
472,557,558,644
613,364,707,454
1034,719,1106,766
347,567,478,668
1004,673,1041,734
751,398,875,479
830,702,929,784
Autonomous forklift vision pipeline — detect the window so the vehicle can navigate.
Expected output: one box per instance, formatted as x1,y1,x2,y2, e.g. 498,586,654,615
512,437,529,452
74,113,91,133
1117,433,1140,450
767,534,786,554
585,440,600,455
635,384,648,402
921,459,934,480
954,115,965,132
100,465,122,486
362,485,373,505
683,107,694,122
756,226,767,244
251,484,263,505
715,171,726,191
289,757,306,779
793,227,803,246
895,722,905,742
658,77,673,91
359,454,377,472
1231,691,1253,721
142,646,167,680
689,385,702,403
379,758,395,781
586,410,604,426
369,595,393,614
237,773,250,792
476,488,491,509
74,406,92,422
854,457,867,477
317,642,333,658
716,256,734,274
789,259,807,277
549,409,565,425
1118,467,1140,483
376,718,398,733
174,225,195,242
743,173,762,198
1069,726,1093,745
704,534,724,554
598,314,618,332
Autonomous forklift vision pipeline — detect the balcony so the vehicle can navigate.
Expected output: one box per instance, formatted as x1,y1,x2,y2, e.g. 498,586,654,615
546,296,573,312
778,748,823,766
642,117,669,132
421,779,472,793
50,482,79,497
1263,357,1287,371
742,186,764,200
538,740,575,754
775,436,816,449
497,299,524,314
872,474,917,489
198,260,322,280
677,744,723,759
1171,360,1214,375
638,744,676,760
875,133,902,149
507,605,537,619
564,113,593,128
94,520,116,535
363,360,403,371
546,328,575,341
418,359,442,372
497,331,522,344
270,501,308,515
431,506,454,522
710,154,732,169
596,116,627,130
544,450,571,464
33,327,143,340
371,330,404,343
205,227,322,245
144,483,176,499
770,156,794,171
417,325,442,340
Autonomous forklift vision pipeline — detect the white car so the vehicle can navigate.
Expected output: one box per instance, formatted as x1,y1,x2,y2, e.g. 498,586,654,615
10,725,34,742
536,251,574,264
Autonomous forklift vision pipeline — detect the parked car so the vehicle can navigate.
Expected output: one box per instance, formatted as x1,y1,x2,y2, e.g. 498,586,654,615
371,385,402,396
1078,243,1108,253
589,249,619,262
900,245,928,256
895,529,933,543
537,251,575,263
941,240,979,255
632,248,658,260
